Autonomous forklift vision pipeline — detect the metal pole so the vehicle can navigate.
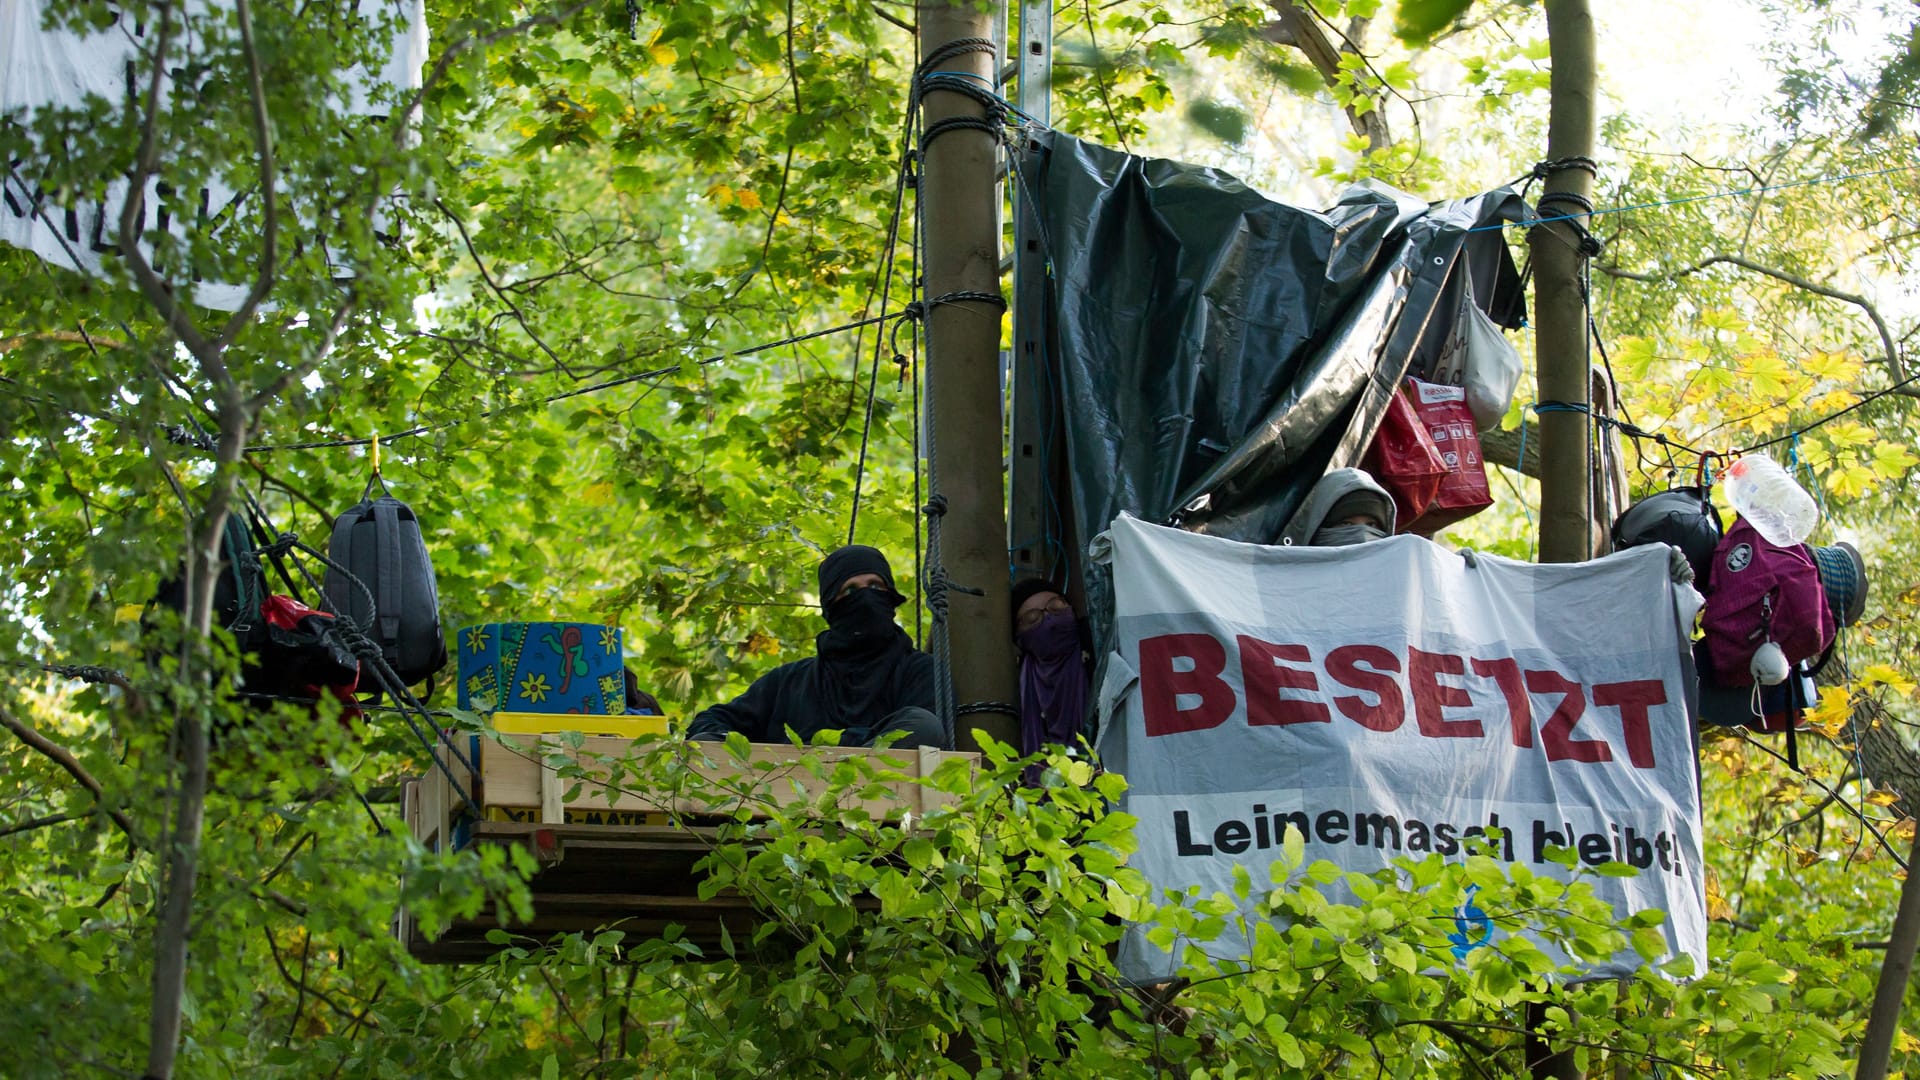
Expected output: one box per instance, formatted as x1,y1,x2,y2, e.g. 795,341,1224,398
918,0,1018,752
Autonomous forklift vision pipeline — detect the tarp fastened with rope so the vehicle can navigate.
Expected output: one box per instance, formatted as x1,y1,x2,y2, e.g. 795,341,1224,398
1020,131,1528,601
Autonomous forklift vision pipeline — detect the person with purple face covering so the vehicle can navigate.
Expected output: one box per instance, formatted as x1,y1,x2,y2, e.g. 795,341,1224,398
1010,578,1093,769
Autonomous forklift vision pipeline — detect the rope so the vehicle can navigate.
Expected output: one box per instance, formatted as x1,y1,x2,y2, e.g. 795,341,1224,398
919,116,1003,152
222,313,904,453
1731,370,1920,456
1531,156,1599,179
903,290,1008,317
914,36,997,77
1472,161,1920,234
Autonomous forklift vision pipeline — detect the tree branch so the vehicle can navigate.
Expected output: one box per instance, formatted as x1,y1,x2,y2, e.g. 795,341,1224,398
0,810,86,840
0,704,144,845
1599,253,1910,387
434,198,570,375
1481,422,1541,478
1261,2,1390,151
391,0,595,146
116,1,224,373
246,299,355,413
212,0,280,351
871,3,914,33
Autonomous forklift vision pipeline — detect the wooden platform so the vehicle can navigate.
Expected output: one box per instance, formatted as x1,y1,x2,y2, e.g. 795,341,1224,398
396,734,975,963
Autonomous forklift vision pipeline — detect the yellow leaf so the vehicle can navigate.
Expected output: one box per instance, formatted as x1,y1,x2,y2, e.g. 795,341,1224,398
1827,420,1875,449
1808,686,1852,736
1828,463,1877,498
1801,350,1863,384
734,188,763,210
1894,1030,1919,1055
1868,789,1902,807
704,182,734,207
115,604,144,624
1704,868,1737,922
1860,664,1918,696
1872,442,1919,479
647,39,677,66
582,482,614,506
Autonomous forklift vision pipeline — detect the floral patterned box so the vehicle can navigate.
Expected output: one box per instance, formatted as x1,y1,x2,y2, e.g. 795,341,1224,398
455,622,627,716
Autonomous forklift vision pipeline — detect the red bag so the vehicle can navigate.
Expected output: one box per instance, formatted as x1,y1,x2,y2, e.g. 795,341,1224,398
1361,384,1448,530
1404,378,1493,534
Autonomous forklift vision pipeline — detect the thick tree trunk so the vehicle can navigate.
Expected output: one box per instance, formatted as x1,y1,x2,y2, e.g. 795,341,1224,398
1857,819,1920,1080
1529,4,1596,1078
1533,0,1598,568
917,0,1018,752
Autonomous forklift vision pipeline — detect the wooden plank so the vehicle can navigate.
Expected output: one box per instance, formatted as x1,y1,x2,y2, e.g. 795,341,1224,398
479,737,978,820
421,753,446,852
538,736,564,824
401,778,419,842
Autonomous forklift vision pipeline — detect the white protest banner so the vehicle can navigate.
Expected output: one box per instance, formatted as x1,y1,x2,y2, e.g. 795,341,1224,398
0,0,425,310
1093,514,1707,983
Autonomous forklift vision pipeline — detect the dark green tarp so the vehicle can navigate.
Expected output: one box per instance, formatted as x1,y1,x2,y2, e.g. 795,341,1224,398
1021,132,1528,635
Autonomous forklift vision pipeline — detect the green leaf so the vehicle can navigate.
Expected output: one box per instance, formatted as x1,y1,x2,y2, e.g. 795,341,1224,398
1393,0,1473,43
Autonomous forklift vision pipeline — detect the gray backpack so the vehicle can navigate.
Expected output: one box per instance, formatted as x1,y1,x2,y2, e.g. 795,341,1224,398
324,481,448,691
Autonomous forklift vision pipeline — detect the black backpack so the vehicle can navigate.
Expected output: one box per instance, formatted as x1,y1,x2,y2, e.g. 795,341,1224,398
150,513,272,659
323,482,448,691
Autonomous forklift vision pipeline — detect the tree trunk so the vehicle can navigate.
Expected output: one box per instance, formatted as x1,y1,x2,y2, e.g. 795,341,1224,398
1529,4,1596,1078
917,0,1019,752
1533,0,1598,568
144,411,249,1080
1857,817,1920,1080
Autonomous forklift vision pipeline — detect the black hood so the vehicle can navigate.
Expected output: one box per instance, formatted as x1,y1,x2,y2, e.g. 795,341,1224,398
817,545,902,613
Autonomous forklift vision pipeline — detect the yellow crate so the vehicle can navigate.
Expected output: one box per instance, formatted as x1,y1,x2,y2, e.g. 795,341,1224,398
488,710,669,739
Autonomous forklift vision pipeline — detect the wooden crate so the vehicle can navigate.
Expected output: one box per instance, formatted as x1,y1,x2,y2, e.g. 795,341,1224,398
479,736,970,824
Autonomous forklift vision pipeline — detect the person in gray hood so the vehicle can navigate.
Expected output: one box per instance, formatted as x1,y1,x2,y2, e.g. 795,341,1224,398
1280,467,1398,547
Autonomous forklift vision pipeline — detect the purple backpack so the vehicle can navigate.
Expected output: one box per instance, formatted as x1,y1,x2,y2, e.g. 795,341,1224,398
1700,516,1835,686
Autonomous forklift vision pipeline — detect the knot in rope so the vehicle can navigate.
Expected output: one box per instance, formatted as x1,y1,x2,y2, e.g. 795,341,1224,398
255,532,299,559
1532,156,1598,179
911,38,1009,152
924,564,951,622
165,425,215,451
1529,190,1604,257
47,662,125,685
921,493,948,518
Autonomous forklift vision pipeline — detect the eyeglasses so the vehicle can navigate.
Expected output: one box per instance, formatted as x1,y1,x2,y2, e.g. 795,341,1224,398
1015,595,1073,634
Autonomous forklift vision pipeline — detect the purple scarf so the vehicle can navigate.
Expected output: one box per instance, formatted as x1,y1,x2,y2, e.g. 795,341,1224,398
1016,611,1090,757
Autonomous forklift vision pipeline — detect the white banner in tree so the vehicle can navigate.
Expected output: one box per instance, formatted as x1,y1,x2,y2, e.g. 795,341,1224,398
0,0,425,310
1093,514,1707,983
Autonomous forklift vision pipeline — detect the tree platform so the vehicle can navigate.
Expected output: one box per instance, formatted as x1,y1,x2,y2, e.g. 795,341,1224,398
395,733,976,963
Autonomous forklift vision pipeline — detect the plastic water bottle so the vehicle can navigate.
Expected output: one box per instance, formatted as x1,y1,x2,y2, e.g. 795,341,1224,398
1722,454,1819,547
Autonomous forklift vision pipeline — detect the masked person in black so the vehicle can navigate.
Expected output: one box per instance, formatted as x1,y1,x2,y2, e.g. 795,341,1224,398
685,546,947,749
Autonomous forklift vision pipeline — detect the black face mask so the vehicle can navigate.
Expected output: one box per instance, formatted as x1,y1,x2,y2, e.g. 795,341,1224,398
824,586,899,649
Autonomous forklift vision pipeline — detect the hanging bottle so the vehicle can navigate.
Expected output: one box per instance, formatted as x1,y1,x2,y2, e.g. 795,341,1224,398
1722,453,1819,547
